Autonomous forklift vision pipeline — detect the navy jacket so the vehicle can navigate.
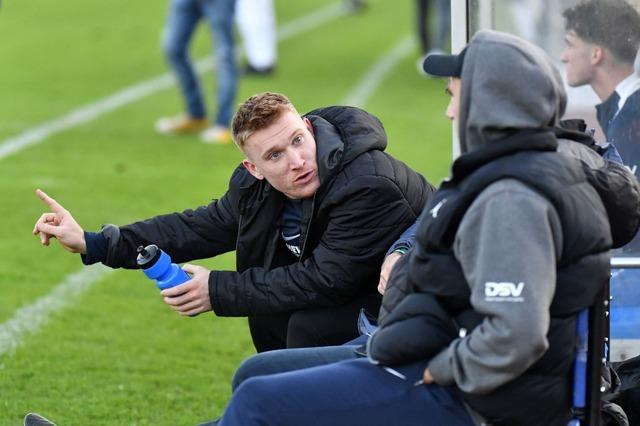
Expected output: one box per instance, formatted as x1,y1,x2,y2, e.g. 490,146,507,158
597,89,640,177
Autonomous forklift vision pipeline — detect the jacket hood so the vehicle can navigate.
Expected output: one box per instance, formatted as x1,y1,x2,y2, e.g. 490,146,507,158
459,30,567,153
304,106,387,182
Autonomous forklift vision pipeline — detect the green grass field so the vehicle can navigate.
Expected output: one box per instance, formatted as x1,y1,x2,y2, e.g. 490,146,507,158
0,0,452,424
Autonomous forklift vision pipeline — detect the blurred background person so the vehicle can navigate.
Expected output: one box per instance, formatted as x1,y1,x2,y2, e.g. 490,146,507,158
155,0,238,145
415,0,450,56
560,0,640,372
343,0,367,13
236,0,277,76
561,0,640,178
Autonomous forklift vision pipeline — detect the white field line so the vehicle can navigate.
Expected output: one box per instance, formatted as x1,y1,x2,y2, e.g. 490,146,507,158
0,265,112,357
0,2,346,161
342,35,414,107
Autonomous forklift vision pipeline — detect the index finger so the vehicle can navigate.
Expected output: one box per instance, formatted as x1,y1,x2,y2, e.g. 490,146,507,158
35,189,65,213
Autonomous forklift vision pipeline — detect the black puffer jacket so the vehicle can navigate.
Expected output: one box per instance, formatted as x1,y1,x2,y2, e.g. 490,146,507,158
368,132,616,425
376,123,640,331
96,106,433,316
553,121,640,248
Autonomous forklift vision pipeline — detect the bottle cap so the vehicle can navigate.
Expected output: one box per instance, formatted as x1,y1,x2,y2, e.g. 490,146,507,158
136,244,161,268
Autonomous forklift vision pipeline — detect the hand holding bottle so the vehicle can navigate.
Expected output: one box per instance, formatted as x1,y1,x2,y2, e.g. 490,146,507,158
160,264,213,316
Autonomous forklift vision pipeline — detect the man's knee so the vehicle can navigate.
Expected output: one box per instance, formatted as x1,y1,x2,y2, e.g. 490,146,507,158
226,376,280,423
231,352,277,391
162,39,187,62
286,309,326,348
248,314,289,352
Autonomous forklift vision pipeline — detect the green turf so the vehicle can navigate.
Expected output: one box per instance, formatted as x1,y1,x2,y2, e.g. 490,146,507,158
0,0,452,424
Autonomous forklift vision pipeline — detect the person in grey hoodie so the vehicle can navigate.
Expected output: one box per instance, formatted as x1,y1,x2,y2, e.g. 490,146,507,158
203,30,627,426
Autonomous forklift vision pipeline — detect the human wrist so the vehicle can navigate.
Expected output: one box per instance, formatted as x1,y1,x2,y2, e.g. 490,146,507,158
428,349,455,385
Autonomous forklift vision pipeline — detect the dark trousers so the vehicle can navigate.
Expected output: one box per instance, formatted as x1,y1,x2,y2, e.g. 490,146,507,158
220,358,474,426
247,293,381,352
231,341,363,390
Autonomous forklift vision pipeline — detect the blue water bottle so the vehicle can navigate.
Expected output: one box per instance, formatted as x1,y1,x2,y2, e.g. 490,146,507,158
136,244,190,290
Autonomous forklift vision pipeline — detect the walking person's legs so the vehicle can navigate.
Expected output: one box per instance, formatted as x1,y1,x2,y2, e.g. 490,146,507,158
200,0,237,143
157,0,209,135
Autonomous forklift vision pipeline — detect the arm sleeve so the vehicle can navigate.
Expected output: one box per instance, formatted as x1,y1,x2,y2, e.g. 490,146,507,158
586,159,640,248
210,175,422,316
81,231,108,265
98,173,243,269
557,139,640,247
386,218,419,256
427,180,563,394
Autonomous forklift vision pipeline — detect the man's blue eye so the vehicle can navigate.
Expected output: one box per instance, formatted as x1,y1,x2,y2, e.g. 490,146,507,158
293,136,302,145
270,152,282,160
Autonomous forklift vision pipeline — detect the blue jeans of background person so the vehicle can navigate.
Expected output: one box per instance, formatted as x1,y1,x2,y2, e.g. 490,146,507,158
162,0,237,127
220,358,474,426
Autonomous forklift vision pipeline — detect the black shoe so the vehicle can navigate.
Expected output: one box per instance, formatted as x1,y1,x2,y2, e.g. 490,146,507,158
24,413,56,426
242,64,275,76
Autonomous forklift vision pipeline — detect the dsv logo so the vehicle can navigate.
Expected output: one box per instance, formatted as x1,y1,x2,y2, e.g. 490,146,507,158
484,282,525,302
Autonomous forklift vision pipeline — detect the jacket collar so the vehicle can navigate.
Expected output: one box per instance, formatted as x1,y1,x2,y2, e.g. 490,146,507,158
596,91,620,133
449,129,558,184
307,115,345,187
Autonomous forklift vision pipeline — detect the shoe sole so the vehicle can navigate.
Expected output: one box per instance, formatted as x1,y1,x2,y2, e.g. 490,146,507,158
24,413,56,426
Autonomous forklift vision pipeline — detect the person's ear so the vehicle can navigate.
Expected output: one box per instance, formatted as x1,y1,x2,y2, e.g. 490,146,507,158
242,159,264,180
303,117,314,134
591,45,604,65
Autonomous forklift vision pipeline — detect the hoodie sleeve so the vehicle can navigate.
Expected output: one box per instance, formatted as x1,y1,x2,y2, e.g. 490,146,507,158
428,179,563,394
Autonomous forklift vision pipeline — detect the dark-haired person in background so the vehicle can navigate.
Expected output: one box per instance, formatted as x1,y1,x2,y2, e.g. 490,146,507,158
561,0,640,177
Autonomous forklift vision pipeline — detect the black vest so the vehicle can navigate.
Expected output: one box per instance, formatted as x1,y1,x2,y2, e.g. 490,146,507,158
379,131,612,425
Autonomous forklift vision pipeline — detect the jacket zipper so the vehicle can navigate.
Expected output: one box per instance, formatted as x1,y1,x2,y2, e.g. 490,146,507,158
299,193,317,261
235,214,243,253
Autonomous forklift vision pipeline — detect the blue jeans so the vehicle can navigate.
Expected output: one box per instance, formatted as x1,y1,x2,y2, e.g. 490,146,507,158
162,0,237,127
231,342,363,390
220,358,474,426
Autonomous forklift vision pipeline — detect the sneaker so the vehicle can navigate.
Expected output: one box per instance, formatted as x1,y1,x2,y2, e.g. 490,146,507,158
154,115,208,135
343,0,367,13
24,413,56,426
242,64,275,76
200,126,232,144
